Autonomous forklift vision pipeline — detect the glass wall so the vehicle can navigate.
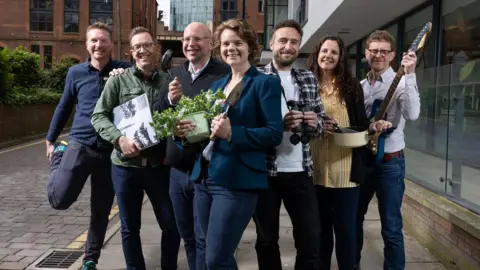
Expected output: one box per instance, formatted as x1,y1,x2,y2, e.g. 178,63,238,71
170,0,214,31
348,0,480,212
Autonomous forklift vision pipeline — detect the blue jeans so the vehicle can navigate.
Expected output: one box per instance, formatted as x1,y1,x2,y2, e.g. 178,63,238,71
194,179,259,270
169,168,196,270
47,140,114,264
111,164,181,270
317,185,360,270
356,154,406,270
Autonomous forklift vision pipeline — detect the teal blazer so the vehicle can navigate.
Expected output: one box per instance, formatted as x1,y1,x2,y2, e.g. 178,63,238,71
196,66,283,189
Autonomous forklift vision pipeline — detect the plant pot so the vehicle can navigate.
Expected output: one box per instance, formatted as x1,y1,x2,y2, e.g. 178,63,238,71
181,111,210,143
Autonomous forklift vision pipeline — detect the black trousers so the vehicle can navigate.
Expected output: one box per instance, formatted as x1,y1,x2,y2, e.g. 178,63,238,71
253,172,320,270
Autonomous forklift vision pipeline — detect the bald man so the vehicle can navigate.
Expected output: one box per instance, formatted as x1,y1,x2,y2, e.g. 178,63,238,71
154,22,229,270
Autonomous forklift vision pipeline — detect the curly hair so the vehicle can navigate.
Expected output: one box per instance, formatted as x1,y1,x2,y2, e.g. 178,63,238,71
213,19,259,62
307,35,358,101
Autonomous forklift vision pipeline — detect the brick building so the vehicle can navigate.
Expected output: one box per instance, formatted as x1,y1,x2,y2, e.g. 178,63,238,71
0,0,158,68
213,0,266,50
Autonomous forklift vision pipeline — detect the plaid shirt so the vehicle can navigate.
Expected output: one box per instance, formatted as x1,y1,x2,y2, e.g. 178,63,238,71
258,62,325,177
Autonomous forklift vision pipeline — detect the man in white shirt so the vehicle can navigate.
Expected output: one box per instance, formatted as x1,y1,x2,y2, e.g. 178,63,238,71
255,20,324,270
355,30,420,270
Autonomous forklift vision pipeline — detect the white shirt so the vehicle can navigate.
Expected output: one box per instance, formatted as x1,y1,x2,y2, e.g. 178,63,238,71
361,67,421,153
276,70,304,172
188,59,210,81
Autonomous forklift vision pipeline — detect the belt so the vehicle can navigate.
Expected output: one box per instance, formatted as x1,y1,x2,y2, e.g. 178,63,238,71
383,150,404,163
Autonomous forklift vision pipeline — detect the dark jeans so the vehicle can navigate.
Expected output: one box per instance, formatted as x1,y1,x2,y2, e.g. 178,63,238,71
194,179,259,270
317,185,360,270
253,172,320,270
47,140,114,264
356,154,406,270
111,164,181,270
169,168,196,270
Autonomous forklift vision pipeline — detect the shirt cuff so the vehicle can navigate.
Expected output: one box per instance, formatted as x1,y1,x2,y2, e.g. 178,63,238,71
167,94,177,106
405,73,417,87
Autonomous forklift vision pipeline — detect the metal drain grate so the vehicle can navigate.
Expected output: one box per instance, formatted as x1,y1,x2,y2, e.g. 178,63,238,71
34,250,84,269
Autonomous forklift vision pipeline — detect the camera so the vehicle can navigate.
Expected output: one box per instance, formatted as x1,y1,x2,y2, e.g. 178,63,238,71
286,100,317,145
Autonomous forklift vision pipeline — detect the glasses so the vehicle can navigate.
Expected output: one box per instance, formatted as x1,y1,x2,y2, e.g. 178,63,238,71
367,49,392,56
181,36,210,43
131,42,154,52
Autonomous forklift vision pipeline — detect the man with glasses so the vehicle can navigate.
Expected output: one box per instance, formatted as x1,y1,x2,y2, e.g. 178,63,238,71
355,30,420,270
156,22,229,270
91,27,180,270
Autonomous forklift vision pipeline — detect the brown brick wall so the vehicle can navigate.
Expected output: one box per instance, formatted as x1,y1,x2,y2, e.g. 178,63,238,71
0,0,158,65
402,195,480,269
0,104,73,143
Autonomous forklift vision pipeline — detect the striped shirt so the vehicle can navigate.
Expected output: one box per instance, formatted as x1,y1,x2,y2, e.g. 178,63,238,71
311,90,358,188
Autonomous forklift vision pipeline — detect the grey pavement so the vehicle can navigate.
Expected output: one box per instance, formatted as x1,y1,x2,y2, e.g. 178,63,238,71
0,136,118,270
97,199,447,270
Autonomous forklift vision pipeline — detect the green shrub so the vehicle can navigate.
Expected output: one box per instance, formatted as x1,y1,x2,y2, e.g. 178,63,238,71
9,46,41,89
0,48,13,101
42,57,78,92
3,87,62,105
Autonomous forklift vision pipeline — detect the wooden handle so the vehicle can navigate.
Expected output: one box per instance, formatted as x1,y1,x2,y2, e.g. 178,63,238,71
210,112,227,141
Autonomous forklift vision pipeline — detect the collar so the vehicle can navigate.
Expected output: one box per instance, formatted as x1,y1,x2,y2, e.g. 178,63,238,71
366,66,395,83
85,57,114,72
264,61,301,84
188,59,210,76
132,66,159,81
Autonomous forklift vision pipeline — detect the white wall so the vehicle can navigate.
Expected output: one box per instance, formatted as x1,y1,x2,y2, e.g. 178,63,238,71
301,0,344,49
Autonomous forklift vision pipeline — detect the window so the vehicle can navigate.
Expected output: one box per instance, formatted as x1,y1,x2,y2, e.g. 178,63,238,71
220,0,238,22
43,45,52,69
31,45,40,54
89,0,113,28
30,0,53,32
64,0,79,33
258,0,264,13
264,0,288,47
294,0,307,25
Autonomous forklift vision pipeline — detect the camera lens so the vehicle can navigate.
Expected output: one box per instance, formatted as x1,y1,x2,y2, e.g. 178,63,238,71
300,134,310,144
290,134,301,145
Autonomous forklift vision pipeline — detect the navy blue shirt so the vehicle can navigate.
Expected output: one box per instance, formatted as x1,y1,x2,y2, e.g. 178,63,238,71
46,59,132,147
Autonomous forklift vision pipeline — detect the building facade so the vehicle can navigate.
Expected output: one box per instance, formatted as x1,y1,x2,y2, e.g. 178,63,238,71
261,0,480,268
0,0,158,68
170,0,214,32
212,0,266,50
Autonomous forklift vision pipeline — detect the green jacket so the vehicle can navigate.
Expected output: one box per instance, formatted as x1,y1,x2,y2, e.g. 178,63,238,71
91,67,171,168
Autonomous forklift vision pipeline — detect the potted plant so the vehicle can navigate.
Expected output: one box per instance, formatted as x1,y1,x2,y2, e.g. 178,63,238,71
151,89,225,144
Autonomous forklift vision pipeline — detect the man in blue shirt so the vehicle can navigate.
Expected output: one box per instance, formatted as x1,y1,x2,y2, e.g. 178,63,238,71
45,22,131,270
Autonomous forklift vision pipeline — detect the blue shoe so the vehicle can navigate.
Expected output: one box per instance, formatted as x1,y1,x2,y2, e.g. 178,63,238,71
53,140,68,154
82,261,97,270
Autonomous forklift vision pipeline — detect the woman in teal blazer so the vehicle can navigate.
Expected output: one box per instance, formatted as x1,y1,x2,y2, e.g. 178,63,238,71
193,19,283,269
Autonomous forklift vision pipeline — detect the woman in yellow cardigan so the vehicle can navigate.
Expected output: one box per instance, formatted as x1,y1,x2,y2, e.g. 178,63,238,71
308,35,390,270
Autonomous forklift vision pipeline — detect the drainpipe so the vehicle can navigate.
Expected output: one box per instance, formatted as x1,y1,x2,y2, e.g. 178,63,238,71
116,0,121,59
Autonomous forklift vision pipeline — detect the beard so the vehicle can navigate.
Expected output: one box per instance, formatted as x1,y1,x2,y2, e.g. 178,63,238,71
273,52,297,68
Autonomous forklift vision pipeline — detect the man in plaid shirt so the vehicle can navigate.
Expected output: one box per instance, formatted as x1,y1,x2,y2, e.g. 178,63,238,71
254,20,324,270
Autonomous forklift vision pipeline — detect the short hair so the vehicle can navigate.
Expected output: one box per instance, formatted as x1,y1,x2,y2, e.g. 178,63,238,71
86,22,112,39
213,19,259,62
129,27,152,45
366,30,396,51
272,19,303,39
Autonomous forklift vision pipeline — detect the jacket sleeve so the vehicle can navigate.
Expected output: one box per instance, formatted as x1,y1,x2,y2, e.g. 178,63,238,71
355,81,370,131
229,76,283,152
153,70,175,112
91,76,123,145
311,79,325,137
